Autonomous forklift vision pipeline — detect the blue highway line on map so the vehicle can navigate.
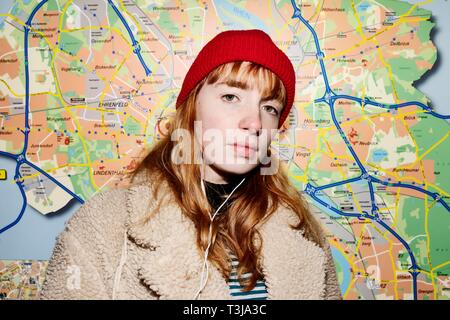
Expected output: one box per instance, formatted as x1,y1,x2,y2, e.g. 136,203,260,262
290,0,449,300
0,0,83,235
315,95,450,119
107,0,151,76
1,0,447,300
2,0,156,235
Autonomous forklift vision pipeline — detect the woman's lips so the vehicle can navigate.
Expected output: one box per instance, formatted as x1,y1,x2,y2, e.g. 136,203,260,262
231,143,257,158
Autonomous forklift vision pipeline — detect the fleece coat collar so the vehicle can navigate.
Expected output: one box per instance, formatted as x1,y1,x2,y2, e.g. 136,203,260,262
125,173,328,300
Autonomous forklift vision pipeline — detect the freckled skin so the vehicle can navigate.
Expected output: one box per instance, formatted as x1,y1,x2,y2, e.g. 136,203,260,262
195,82,282,183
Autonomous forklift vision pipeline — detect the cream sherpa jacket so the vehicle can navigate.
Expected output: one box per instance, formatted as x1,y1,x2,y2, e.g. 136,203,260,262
40,170,342,300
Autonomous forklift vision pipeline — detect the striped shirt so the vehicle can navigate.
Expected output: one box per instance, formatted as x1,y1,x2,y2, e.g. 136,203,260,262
201,179,268,299
227,253,268,300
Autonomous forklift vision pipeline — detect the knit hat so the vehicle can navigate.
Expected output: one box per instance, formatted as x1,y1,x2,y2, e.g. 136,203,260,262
175,29,295,128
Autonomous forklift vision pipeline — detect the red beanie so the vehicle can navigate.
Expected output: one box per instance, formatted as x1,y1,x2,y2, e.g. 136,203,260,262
175,29,295,128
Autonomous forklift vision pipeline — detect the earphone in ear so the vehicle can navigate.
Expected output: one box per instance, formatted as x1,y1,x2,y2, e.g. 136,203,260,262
193,176,246,300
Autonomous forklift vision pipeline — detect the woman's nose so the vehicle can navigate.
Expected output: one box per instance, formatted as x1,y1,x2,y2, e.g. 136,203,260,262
239,108,262,136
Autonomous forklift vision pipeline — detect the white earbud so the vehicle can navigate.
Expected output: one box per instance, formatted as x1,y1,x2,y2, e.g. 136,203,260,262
193,176,246,299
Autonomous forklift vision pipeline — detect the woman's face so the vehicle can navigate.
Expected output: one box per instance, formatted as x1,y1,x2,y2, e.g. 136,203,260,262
195,79,282,183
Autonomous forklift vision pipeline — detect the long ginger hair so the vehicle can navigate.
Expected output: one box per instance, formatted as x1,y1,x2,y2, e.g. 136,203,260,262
126,61,325,292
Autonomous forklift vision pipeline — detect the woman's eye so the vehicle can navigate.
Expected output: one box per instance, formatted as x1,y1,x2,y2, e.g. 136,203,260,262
222,94,238,103
263,105,279,116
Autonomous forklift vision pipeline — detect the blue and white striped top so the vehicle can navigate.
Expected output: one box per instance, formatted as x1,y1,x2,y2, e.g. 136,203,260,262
227,253,268,300
201,179,268,299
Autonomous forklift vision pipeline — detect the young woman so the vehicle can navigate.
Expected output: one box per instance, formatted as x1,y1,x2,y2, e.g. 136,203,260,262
40,29,342,300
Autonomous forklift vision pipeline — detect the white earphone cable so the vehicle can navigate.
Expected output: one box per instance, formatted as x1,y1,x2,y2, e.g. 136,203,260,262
193,176,246,299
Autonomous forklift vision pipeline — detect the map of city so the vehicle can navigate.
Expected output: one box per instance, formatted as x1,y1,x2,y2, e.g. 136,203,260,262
0,0,449,299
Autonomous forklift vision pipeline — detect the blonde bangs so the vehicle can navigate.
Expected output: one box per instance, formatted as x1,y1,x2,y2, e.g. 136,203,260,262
203,61,287,108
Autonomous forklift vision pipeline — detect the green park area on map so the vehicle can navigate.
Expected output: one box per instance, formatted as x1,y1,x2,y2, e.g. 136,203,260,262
0,0,449,300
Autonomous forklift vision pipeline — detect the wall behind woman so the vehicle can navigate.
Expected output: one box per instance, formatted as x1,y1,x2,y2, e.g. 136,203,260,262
0,0,449,300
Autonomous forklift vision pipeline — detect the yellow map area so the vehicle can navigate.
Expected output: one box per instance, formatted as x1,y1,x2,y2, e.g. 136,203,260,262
0,0,448,300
